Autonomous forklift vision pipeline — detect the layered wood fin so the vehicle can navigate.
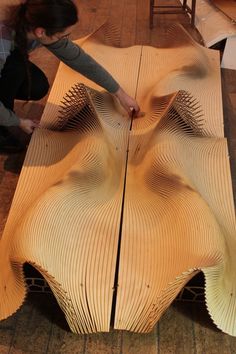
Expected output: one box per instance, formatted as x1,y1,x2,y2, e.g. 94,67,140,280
165,23,199,47
158,90,205,136
54,84,101,133
88,22,121,47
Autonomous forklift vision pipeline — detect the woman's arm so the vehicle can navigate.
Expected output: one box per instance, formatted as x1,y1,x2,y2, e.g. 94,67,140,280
44,39,140,116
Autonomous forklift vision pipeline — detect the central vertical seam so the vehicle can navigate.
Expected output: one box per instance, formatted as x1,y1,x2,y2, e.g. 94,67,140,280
110,45,143,329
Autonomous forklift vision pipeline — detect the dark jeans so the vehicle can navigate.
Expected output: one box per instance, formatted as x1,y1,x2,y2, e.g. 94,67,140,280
0,48,49,111
0,48,49,150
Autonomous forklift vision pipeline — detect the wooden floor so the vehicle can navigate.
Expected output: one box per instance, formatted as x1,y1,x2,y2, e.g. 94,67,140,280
0,0,236,352
1,292,236,354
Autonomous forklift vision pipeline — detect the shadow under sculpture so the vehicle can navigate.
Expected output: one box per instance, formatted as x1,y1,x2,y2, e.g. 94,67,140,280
0,24,236,336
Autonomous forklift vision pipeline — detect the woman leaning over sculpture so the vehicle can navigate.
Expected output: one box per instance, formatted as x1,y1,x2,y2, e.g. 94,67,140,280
0,0,140,151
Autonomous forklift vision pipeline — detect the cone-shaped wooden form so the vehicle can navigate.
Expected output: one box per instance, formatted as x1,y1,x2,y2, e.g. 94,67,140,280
0,23,236,336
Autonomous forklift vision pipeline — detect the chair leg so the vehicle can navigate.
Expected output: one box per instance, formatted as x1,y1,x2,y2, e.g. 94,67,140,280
149,0,196,28
191,0,196,27
150,0,154,29
182,0,187,10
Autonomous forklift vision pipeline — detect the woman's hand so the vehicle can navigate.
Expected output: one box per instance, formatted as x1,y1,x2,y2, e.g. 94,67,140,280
114,87,140,117
19,118,39,134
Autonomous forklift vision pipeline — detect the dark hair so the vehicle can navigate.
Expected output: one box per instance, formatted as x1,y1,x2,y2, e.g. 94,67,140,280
9,0,78,99
13,0,78,57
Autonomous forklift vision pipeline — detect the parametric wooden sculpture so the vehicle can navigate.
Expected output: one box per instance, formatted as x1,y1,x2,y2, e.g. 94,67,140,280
0,24,236,336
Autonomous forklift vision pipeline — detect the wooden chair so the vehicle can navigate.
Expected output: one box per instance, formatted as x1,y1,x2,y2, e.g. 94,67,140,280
150,0,196,28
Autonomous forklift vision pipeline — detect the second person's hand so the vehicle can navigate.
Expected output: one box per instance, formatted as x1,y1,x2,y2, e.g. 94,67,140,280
19,118,39,134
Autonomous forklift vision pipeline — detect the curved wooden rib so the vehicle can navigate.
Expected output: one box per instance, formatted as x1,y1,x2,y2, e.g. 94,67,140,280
85,22,122,48
0,24,236,336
